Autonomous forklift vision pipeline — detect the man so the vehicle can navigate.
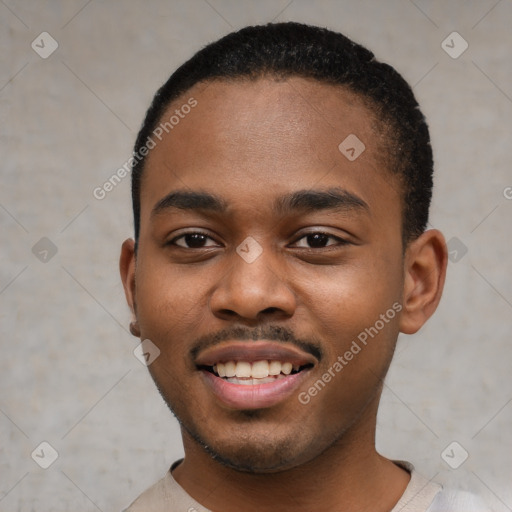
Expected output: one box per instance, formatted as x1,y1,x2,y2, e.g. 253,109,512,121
120,22,489,511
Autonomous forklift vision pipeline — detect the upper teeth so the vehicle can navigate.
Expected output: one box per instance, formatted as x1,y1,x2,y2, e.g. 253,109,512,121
214,360,296,379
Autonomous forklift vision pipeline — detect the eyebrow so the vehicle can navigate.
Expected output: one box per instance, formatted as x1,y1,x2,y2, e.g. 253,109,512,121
150,187,369,219
275,187,369,215
151,190,227,218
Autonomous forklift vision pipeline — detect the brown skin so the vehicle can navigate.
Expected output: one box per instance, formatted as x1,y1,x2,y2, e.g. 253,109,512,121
120,77,447,512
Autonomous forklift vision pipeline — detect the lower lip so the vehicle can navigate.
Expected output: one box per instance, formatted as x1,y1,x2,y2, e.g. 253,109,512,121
200,369,311,410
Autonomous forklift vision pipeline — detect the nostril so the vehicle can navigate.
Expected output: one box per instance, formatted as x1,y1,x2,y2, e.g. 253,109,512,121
261,307,282,315
218,309,238,317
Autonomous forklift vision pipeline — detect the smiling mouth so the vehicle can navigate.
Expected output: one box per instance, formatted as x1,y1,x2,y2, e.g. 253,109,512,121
194,340,318,408
199,360,314,385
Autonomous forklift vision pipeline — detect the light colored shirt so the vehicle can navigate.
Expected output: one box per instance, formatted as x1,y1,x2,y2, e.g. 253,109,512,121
124,460,491,512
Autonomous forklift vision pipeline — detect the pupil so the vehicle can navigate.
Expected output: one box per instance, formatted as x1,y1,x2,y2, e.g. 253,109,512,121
186,233,206,248
307,233,328,247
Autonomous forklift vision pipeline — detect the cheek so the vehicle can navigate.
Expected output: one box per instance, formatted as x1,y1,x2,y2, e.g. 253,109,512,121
295,254,403,339
297,280,401,425
291,254,404,408
136,252,207,324
134,260,212,374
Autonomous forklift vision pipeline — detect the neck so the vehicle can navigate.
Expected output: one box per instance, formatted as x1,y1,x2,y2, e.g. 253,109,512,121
172,399,410,512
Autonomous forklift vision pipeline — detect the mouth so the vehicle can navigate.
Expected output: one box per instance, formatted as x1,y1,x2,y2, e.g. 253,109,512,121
200,360,313,385
195,341,317,410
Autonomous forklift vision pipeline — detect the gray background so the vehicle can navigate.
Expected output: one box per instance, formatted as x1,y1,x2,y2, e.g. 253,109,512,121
1,0,511,510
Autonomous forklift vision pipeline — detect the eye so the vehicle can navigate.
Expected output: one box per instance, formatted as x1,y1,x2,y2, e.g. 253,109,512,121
170,232,220,249
292,232,348,249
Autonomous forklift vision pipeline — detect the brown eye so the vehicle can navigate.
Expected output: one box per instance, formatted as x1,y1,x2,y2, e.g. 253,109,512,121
293,232,347,249
171,233,219,248
306,233,330,248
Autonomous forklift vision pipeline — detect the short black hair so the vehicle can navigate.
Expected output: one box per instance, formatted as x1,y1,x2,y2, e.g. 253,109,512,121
131,21,433,246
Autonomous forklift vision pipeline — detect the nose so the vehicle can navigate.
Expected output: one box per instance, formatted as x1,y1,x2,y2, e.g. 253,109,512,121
209,245,297,323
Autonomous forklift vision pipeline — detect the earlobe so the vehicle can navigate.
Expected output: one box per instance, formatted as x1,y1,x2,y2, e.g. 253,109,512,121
119,238,139,337
129,321,141,337
399,229,448,335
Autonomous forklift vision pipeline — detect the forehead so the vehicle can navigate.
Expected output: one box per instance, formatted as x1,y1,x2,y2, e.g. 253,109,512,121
139,76,398,221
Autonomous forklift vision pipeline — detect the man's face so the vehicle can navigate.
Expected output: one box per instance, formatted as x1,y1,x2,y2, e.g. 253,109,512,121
129,77,406,472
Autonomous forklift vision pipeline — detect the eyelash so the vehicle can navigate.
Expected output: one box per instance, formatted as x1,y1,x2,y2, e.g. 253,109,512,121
168,231,349,249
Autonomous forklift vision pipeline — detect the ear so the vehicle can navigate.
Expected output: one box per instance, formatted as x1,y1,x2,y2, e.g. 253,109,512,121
399,229,448,335
120,238,139,337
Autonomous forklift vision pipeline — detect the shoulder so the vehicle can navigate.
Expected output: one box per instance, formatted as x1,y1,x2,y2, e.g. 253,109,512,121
123,474,170,512
427,488,492,512
391,461,492,512
123,462,210,512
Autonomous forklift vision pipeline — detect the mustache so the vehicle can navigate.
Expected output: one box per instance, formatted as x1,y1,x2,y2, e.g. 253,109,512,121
190,324,323,362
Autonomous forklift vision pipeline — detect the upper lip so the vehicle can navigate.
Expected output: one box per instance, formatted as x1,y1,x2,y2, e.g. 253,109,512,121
194,341,318,367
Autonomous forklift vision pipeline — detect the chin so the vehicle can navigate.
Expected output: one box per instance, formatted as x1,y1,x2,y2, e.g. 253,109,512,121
203,437,306,473
181,412,323,473
153,376,332,473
